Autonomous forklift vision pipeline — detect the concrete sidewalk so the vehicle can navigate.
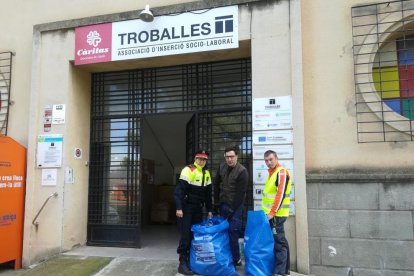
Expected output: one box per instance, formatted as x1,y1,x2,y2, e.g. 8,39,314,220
0,225,307,275
0,245,306,276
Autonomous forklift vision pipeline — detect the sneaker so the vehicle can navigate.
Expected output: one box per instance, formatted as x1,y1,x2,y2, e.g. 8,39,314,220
177,261,193,275
234,259,242,266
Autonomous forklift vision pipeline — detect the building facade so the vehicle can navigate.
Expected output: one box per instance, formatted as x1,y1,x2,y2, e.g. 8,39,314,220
0,0,413,275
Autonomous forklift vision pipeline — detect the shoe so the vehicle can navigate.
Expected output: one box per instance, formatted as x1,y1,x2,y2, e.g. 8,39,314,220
234,259,242,266
178,261,193,275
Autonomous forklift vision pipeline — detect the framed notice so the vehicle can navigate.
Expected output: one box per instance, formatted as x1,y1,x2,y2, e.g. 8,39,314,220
41,169,57,186
36,134,63,168
252,96,292,130
253,145,294,160
253,130,293,145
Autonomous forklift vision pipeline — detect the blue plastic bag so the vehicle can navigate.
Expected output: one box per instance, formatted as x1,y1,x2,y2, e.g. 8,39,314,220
190,216,237,276
244,210,275,276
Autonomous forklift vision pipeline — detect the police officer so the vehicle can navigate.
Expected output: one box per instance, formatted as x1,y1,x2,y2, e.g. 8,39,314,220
174,150,213,275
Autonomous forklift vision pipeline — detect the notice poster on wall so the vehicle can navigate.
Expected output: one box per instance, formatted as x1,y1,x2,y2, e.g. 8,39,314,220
41,169,57,186
253,145,294,160
52,104,65,124
36,134,63,168
252,96,292,130
252,130,293,145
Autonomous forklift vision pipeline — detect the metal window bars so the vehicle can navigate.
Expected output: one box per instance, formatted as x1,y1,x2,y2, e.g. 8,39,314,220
88,58,252,246
0,52,13,136
352,0,414,142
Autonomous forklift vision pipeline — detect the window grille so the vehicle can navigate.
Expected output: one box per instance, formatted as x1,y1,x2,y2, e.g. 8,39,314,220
352,0,414,142
89,58,252,246
0,52,13,135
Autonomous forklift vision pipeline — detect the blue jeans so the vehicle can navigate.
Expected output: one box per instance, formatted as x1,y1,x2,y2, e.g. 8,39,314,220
270,217,290,275
220,203,243,262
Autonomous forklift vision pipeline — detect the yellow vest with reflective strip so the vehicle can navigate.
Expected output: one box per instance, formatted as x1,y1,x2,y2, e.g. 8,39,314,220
179,162,212,187
261,166,291,217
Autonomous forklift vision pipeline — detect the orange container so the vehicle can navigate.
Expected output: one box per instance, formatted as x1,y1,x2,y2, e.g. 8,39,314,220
0,136,26,269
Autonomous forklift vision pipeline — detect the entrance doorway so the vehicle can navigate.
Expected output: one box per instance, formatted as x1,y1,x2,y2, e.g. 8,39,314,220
87,58,252,247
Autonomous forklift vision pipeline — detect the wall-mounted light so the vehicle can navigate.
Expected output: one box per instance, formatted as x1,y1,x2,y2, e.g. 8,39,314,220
139,4,154,22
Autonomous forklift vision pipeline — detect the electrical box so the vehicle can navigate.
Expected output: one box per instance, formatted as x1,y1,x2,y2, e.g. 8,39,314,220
0,136,26,269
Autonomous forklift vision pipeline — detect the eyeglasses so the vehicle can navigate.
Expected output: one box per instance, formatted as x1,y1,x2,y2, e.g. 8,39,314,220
225,155,236,159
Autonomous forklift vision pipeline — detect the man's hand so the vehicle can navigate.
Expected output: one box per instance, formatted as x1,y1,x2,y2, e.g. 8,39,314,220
214,204,220,215
176,210,183,218
267,213,274,220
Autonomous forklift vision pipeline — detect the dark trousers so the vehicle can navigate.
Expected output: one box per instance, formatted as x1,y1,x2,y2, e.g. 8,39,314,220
220,203,243,262
177,203,202,259
270,217,290,275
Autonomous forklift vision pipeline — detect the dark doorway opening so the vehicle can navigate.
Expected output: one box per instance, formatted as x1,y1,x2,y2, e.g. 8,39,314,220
87,58,252,247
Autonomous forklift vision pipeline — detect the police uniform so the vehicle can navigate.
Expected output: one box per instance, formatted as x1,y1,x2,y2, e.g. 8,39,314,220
174,150,212,275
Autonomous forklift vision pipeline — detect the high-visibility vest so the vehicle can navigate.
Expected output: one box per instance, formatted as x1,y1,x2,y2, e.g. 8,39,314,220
261,166,291,217
179,162,211,187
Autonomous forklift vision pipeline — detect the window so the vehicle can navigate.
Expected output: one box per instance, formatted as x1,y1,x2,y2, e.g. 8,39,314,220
0,52,13,135
352,0,414,142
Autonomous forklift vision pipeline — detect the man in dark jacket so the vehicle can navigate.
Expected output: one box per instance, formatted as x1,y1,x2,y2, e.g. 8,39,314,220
213,146,248,266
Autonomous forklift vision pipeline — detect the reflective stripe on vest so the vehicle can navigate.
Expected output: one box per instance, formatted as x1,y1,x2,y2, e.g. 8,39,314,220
179,162,212,187
261,166,291,217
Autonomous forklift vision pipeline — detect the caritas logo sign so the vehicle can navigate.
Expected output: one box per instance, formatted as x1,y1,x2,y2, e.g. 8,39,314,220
75,23,112,65
74,6,238,65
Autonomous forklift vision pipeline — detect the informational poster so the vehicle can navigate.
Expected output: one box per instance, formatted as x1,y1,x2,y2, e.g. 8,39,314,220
41,169,57,186
52,104,65,124
252,96,292,130
253,145,294,160
252,130,293,145
252,96,296,215
252,160,268,184
253,184,265,200
36,134,63,168
64,167,74,184
43,105,52,132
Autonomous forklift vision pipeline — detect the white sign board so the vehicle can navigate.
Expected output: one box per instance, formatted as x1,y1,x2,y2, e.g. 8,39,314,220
112,6,238,61
52,104,66,124
253,184,265,200
75,6,239,65
253,145,294,160
41,169,57,186
36,134,63,168
252,96,292,130
253,160,295,184
253,130,293,145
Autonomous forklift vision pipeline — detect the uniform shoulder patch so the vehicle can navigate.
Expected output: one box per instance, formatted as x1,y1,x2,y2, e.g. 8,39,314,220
187,164,196,171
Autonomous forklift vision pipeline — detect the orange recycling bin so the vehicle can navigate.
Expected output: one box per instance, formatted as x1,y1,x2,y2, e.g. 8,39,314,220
0,136,26,269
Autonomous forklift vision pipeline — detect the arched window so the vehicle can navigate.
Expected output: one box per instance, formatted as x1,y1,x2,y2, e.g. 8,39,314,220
352,1,414,142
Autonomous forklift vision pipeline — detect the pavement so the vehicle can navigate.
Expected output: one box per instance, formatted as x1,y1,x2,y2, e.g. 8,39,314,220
0,225,306,276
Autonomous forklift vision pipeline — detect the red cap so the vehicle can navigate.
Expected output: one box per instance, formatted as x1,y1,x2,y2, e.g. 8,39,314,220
195,150,209,160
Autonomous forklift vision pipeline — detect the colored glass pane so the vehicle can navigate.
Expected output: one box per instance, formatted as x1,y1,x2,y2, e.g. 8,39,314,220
402,99,414,120
383,99,401,114
397,38,414,65
372,67,401,99
398,65,414,98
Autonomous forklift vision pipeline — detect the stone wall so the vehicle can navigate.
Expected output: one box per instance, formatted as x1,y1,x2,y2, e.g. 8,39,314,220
307,172,414,276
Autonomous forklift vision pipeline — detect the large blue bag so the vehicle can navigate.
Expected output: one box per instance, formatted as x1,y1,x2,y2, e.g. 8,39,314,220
190,217,237,276
244,210,275,276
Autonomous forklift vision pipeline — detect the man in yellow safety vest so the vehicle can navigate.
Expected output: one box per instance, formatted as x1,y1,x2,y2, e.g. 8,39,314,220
262,150,291,276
